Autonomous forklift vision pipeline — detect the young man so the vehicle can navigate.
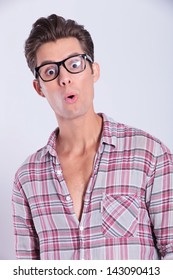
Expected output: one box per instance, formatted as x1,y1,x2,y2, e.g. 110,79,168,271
12,14,173,260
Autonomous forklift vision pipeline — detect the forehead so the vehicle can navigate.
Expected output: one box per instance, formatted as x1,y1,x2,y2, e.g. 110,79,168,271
36,37,84,65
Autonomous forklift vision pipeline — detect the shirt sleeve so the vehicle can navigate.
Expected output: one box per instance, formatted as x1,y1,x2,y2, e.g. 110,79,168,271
12,178,40,259
147,143,173,259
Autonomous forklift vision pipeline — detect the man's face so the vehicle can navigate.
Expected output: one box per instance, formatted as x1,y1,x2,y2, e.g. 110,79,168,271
33,37,100,122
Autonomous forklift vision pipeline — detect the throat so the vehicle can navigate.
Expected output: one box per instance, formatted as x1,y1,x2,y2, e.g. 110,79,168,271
56,114,103,155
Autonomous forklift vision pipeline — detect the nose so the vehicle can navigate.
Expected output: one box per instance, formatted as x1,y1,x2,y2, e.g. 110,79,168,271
58,66,72,86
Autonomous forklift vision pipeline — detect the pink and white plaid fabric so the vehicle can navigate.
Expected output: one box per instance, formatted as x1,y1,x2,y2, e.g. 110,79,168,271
12,113,173,259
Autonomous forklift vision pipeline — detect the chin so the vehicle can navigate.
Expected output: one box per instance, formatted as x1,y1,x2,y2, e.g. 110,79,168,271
56,109,90,121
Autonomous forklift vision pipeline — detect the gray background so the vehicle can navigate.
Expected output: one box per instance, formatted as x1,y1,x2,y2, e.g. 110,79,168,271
0,0,173,259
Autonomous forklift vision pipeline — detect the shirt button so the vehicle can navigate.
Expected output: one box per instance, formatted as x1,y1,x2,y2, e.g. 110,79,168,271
66,195,71,201
79,226,84,231
56,170,62,175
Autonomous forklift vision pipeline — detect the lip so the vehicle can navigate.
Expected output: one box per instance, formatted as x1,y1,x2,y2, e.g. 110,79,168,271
64,93,78,104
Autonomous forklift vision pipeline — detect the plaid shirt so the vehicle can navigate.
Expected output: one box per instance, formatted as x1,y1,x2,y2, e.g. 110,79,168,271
12,113,173,260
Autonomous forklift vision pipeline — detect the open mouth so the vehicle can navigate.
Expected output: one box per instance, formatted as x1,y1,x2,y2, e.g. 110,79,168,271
68,95,75,99
65,94,78,104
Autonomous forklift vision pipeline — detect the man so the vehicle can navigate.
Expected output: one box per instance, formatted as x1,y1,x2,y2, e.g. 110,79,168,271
12,14,173,260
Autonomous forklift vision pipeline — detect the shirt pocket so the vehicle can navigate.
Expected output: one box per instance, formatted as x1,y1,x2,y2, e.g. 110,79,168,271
102,194,139,238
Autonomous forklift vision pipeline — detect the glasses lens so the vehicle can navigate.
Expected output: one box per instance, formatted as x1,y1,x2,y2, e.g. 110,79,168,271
65,55,85,73
39,64,58,81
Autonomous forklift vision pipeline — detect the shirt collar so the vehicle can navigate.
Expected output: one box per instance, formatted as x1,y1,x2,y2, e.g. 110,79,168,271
40,113,117,159
40,128,59,159
100,113,117,148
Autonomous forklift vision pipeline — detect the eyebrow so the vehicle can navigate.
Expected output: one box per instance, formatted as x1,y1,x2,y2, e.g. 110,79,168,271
37,52,82,68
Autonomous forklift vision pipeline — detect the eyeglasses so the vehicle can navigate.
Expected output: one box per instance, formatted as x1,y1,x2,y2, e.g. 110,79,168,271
34,53,93,82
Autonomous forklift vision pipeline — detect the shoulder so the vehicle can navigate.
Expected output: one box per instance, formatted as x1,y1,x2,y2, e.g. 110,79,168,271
101,113,171,157
14,146,47,185
14,128,58,186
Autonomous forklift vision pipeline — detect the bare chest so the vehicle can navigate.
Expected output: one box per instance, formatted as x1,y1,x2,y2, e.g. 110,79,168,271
59,152,96,220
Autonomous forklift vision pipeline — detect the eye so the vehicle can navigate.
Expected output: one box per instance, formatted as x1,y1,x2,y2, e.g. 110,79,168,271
66,57,83,72
39,64,58,79
45,67,57,76
71,60,81,69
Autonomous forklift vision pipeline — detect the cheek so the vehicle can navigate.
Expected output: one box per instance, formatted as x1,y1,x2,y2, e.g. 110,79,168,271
83,79,95,98
40,87,62,109
46,92,61,106
79,74,94,92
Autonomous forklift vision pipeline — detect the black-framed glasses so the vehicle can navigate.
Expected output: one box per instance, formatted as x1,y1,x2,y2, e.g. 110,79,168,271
34,53,93,82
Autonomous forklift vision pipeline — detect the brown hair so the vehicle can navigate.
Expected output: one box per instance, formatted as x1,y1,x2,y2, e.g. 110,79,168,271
25,14,94,74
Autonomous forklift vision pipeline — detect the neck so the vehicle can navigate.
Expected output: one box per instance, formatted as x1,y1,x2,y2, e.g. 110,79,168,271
56,112,103,155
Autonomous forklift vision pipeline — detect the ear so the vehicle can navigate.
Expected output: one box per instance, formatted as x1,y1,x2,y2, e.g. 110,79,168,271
92,62,100,83
33,79,45,97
